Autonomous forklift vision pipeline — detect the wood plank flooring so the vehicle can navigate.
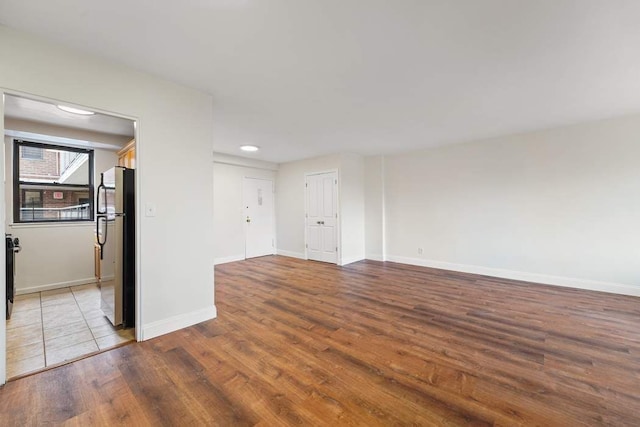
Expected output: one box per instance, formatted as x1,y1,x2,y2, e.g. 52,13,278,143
1,255,639,425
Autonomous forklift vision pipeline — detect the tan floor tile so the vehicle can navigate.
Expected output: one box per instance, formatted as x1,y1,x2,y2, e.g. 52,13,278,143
76,294,100,303
75,292,100,302
82,308,108,321
42,302,82,317
41,293,76,308
9,283,123,369
41,287,71,297
46,340,99,366
43,319,91,341
41,287,72,300
7,308,42,330
13,293,41,312
7,322,43,348
76,299,101,312
75,289,99,297
85,314,111,329
70,283,99,293
75,294,99,303
89,323,119,339
74,289,100,299
7,353,45,378
95,331,134,351
42,310,85,328
7,341,44,361
45,328,94,351
73,286,100,296
76,295,100,305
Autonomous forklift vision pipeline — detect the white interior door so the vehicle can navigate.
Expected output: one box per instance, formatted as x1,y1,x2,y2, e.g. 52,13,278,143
306,172,338,263
244,178,275,259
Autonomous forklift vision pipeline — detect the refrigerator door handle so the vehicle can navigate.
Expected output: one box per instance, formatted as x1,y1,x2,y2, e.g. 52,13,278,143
96,173,107,214
96,215,107,260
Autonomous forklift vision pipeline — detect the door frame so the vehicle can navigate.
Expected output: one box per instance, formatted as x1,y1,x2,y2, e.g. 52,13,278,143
304,169,340,265
0,88,141,384
243,176,276,259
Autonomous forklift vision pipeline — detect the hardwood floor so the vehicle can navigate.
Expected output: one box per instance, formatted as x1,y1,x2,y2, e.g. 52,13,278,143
1,255,639,425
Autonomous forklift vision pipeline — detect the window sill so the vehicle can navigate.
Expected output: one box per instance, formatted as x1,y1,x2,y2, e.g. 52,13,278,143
8,222,95,229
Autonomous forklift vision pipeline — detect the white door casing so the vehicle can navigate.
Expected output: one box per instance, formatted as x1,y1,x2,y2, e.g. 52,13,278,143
244,177,275,259
305,171,338,264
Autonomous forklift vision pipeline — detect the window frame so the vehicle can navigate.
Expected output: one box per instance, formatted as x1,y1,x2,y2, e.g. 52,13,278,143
13,139,95,224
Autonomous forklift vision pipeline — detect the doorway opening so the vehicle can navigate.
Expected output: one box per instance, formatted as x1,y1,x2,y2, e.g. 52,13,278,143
3,93,137,380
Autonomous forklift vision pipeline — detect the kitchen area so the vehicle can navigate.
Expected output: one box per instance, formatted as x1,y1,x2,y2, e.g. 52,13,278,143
4,94,137,378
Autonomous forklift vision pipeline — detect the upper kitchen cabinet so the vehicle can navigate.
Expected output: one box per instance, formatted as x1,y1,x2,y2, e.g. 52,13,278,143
118,139,136,169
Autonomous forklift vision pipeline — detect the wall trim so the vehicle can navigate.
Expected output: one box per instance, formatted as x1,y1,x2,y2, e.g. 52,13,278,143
214,254,245,265
16,277,98,295
341,256,365,266
276,249,306,259
386,255,640,297
141,305,217,341
365,254,385,262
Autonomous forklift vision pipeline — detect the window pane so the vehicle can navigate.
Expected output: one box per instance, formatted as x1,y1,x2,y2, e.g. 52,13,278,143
19,185,91,221
15,141,94,223
21,146,44,160
19,145,90,185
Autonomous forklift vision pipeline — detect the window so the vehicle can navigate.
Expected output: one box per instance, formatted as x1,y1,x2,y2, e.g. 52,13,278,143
14,140,94,223
21,146,44,160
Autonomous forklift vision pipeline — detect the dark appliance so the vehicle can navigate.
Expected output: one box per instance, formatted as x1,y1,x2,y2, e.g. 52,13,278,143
96,166,135,327
5,234,21,319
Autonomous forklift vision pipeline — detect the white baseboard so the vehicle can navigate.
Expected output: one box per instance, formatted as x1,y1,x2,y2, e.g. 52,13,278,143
365,254,385,262
276,249,306,259
214,254,245,265
385,255,640,297
141,305,217,341
16,277,98,295
341,256,365,266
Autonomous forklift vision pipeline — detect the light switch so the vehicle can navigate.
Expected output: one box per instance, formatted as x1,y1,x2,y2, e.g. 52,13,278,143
145,203,156,217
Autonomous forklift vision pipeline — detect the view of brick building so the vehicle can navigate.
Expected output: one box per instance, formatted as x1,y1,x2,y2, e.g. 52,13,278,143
17,143,92,221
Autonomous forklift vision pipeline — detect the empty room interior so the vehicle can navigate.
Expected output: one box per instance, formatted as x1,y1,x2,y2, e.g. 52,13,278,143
0,1,639,425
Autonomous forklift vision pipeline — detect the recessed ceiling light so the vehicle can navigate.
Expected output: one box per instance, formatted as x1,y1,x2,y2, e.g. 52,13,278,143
240,145,259,152
57,105,95,115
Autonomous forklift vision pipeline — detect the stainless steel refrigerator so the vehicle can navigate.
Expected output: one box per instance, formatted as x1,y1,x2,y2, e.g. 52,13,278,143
96,166,135,328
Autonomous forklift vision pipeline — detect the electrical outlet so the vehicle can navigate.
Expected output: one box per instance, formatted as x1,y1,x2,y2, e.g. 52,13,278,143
417,247,423,255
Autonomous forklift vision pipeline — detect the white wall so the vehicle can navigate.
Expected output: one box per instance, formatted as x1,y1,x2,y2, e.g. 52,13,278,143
8,224,98,292
364,155,384,261
276,153,365,265
339,153,365,265
213,155,277,264
0,24,216,383
4,132,118,293
381,114,640,294
276,154,341,259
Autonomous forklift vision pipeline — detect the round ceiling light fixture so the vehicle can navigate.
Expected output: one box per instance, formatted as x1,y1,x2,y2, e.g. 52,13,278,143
240,145,259,152
57,105,95,115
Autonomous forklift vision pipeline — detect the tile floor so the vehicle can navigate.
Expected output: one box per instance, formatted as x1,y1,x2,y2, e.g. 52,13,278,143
6,283,134,379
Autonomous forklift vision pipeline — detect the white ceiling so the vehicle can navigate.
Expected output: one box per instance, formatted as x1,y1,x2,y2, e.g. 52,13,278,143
1,1,639,163
4,95,135,138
